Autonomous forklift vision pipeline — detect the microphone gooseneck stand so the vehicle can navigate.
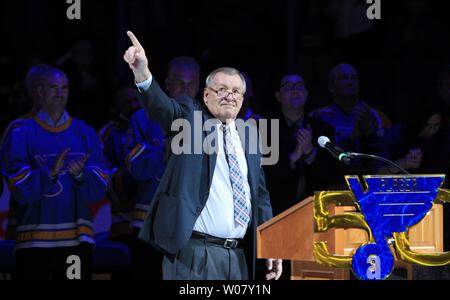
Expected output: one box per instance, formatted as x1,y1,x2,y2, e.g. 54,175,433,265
347,152,410,175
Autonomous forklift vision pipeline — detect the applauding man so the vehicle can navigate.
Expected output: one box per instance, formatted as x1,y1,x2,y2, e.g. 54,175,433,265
4,66,109,280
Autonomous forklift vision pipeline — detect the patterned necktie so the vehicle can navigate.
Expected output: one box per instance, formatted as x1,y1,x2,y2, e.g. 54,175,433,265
222,124,250,228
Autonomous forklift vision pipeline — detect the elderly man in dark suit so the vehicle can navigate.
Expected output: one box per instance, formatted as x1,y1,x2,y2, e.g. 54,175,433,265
123,31,282,280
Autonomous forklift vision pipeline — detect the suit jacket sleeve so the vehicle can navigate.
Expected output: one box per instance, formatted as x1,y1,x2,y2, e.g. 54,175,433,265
138,79,190,134
257,165,273,225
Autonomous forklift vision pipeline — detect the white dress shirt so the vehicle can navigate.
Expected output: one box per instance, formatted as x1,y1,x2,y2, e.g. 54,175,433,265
193,122,252,239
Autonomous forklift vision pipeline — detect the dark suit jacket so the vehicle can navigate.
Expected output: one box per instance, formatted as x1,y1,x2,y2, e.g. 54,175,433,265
137,80,273,274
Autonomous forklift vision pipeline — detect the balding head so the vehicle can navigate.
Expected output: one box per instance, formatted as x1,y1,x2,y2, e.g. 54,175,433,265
38,68,69,115
25,64,56,104
165,56,200,99
328,63,359,98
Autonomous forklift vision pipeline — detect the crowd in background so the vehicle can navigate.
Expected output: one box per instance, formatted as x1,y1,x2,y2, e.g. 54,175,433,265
1,0,450,280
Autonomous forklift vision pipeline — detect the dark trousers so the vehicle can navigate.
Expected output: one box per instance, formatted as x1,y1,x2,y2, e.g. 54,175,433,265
163,238,248,280
14,243,93,280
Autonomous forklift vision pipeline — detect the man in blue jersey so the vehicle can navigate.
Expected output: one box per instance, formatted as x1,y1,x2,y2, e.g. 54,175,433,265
100,86,142,239
0,64,54,241
4,66,109,280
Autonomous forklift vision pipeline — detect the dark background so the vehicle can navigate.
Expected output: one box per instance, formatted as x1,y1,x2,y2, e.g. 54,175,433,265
1,0,450,130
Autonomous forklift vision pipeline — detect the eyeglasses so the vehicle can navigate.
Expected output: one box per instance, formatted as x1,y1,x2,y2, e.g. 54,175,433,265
280,82,305,91
208,87,243,99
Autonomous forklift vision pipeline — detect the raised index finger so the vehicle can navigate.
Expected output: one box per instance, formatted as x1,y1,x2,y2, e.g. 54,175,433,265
127,31,142,49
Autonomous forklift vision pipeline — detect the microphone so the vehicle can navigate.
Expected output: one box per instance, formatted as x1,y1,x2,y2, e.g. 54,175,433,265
317,136,410,174
317,136,351,165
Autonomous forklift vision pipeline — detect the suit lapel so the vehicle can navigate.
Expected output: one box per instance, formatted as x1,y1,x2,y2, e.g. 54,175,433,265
202,111,218,186
237,123,259,207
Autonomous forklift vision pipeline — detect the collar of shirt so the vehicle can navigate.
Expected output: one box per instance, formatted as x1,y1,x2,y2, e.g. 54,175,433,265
219,120,238,135
285,116,304,128
194,119,251,238
285,117,305,138
219,121,244,146
37,110,70,128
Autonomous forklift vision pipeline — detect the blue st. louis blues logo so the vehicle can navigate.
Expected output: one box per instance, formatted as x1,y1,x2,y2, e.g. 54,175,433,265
313,175,450,280
348,175,443,280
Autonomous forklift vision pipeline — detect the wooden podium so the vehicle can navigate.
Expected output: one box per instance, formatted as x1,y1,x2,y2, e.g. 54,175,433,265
257,196,443,280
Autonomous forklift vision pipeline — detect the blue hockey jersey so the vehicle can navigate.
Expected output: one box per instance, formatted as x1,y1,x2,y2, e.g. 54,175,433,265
4,114,109,249
125,108,166,229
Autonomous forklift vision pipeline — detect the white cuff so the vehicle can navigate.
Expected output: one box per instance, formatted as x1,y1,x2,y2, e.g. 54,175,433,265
135,75,153,92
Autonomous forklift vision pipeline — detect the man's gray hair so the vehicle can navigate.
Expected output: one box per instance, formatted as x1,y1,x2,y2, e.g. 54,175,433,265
205,67,246,93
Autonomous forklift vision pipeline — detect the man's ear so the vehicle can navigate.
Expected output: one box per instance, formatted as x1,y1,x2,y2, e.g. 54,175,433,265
275,91,280,103
165,78,170,91
328,81,334,94
203,88,209,104
37,86,44,99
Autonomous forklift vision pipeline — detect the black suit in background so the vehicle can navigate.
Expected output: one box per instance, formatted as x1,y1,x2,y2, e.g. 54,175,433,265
264,114,341,216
